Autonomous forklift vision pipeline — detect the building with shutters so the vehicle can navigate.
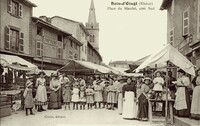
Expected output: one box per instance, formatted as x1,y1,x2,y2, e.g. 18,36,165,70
0,0,36,58
160,0,200,69
50,16,89,62
31,17,82,70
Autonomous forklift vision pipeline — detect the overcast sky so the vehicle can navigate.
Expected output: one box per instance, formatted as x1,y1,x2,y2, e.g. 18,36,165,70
31,0,167,64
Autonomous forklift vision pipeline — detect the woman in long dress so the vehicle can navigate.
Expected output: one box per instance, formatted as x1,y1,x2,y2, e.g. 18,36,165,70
117,79,126,115
93,80,103,109
174,69,191,117
191,69,200,120
107,78,116,110
122,77,137,119
35,71,48,112
138,77,151,121
48,74,62,109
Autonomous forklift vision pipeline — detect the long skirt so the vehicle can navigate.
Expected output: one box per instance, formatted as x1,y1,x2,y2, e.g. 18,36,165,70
122,92,137,119
35,85,48,105
103,91,108,103
175,87,191,117
48,88,62,109
94,91,103,102
86,95,94,104
191,86,200,119
107,92,115,104
118,93,123,114
138,93,148,119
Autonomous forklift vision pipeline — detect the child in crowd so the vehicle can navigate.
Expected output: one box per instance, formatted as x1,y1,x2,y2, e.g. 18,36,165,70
85,85,94,109
71,84,80,110
79,85,86,110
102,81,109,108
93,80,103,109
153,71,164,99
63,83,72,110
107,78,116,110
23,80,35,116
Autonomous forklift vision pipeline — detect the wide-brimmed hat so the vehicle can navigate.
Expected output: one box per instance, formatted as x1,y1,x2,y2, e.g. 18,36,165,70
143,77,152,81
26,80,33,87
64,83,70,87
51,73,58,77
154,70,162,76
178,69,185,74
38,71,45,76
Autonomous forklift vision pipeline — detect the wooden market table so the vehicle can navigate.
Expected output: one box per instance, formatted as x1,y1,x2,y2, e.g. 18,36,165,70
0,89,22,107
148,99,175,124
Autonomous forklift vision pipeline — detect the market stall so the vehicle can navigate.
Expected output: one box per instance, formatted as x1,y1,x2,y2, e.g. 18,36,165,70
0,54,38,115
58,60,112,75
135,44,195,125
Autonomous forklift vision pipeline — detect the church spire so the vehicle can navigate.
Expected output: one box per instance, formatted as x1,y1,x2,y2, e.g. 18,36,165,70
88,0,97,25
86,0,99,51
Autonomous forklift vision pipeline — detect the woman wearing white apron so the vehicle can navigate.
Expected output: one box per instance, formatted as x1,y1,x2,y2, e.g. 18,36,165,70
174,69,191,117
117,79,126,115
122,78,137,119
35,71,48,112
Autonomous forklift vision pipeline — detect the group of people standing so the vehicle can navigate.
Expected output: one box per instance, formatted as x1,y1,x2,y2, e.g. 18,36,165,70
22,68,200,121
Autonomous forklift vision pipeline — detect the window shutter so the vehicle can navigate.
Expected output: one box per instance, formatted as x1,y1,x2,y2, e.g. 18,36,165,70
5,26,10,50
19,4,23,18
183,9,189,36
19,32,24,52
8,0,12,13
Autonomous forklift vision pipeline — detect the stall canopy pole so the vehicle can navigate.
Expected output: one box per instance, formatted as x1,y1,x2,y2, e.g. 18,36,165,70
165,61,170,125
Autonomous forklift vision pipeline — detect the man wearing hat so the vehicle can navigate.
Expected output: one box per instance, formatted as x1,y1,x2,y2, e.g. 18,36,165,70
23,79,35,116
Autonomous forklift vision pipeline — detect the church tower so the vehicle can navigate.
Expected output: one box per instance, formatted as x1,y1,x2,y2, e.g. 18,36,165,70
86,0,99,51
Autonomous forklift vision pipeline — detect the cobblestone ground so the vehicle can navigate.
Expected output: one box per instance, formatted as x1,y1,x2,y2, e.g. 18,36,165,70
1,106,165,126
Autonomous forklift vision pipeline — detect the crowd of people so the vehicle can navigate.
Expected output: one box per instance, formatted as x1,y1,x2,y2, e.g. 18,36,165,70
22,68,200,121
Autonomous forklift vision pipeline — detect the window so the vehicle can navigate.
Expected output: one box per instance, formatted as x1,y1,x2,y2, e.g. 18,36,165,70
82,32,84,37
57,48,62,59
70,40,73,48
171,0,175,15
36,41,43,57
4,26,24,52
90,35,95,42
183,9,189,37
10,28,19,51
57,35,62,42
169,28,174,45
74,43,77,49
8,0,23,18
37,26,43,36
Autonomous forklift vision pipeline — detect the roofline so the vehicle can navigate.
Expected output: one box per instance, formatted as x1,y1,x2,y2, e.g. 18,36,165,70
32,17,72,36
51,16,89,35
69,36,83,46
87,42,102,61
51,16,80,24
22,0,37,7
160,0,172,10
79,23,89,35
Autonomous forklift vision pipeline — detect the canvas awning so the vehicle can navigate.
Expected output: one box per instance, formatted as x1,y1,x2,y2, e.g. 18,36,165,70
109,67,143,77
135,44,195,76
0,54,38,71
58,60,112,74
